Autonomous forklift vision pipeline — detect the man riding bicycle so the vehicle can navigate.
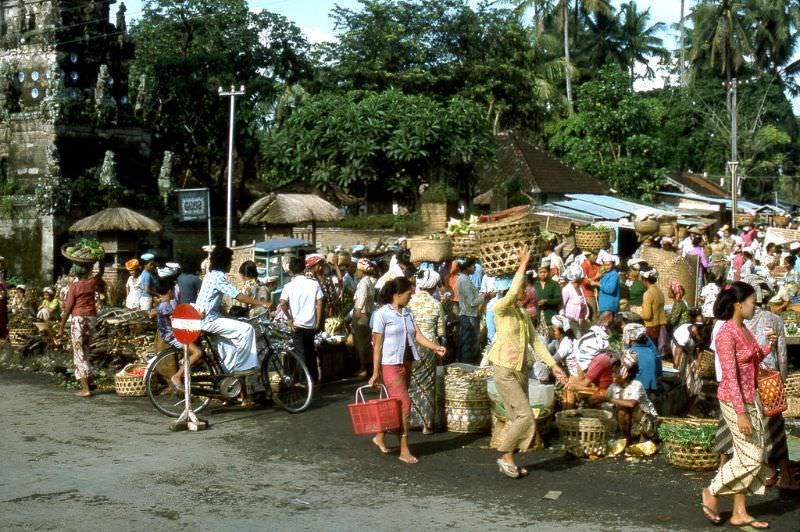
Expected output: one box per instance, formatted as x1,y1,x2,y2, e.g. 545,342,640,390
194,245,270,407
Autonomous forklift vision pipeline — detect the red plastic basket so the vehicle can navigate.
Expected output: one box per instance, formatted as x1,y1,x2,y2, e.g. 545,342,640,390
758,370,788,417
349,385,402,435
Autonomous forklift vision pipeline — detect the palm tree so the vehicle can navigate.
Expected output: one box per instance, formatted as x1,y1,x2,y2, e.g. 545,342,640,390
688,0,752,84
745,0,799,94
616,2,668,89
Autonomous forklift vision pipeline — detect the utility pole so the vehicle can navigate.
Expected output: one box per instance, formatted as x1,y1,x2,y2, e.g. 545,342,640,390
219,85,245,247
723,79,747,229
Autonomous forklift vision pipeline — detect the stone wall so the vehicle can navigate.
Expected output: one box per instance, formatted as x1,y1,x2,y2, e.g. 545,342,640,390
0,196,62,282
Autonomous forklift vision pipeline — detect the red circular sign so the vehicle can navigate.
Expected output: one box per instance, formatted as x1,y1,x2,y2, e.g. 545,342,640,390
171,304,202,345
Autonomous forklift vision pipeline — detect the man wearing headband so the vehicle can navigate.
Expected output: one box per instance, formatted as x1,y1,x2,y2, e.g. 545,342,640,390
353,258,376,377
488,245,566,479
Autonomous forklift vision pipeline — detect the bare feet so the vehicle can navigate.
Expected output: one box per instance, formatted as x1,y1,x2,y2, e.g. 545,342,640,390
75,390,92,397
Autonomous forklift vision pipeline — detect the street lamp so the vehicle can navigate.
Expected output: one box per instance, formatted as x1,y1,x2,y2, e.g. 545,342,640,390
219,85,246,247
727,160,739,229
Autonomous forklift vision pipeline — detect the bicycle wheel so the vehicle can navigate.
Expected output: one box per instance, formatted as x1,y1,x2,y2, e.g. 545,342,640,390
145,349,215,418
262,348,313,413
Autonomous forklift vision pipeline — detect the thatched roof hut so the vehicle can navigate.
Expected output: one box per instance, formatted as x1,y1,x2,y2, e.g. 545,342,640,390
69,207,162,233
240,193,342,226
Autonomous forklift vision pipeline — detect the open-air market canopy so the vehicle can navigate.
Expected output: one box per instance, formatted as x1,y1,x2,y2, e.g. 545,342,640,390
240,193,343,226
69,207,162,233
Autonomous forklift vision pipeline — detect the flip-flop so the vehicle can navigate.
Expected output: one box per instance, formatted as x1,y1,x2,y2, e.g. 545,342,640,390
371,437,394,454
497,459,520,479
398,455,419,464
731,520,769,529
701,504,721,525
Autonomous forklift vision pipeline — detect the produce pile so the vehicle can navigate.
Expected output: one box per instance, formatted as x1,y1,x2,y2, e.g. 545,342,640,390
577,224,612,232
657,420,716,450
445,216,479,236
64,239,105,262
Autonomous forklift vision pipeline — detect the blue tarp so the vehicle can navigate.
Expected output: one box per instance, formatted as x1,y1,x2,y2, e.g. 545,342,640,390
254,238,310,253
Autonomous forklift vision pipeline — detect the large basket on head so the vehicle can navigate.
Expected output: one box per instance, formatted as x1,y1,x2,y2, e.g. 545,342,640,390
574,227,612,253
421,202,448,232
734,212,755,227
659,417,719,470
475,211,540,244
114,363,147,397
555,408,612,457
451,233,480,258
696,349,716,379
61,243,102,266
658,222,676,237
634,218,659,235
479,239,539,277
773,214,790,228
407,237,452,263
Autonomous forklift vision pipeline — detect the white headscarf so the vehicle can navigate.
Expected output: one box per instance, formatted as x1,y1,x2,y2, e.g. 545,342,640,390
574,326,609,370
416,269,440,290
375,255,405,290
565,264,583,282
623,323,647,346
551,315,571,332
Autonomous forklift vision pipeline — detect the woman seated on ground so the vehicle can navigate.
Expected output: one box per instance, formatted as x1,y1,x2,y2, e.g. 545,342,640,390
563,346,614,409
593,351,658,445
36,287,60,322
622,323,661,398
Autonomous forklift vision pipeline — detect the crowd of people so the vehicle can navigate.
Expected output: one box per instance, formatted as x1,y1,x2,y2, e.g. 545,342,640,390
1,219,799,527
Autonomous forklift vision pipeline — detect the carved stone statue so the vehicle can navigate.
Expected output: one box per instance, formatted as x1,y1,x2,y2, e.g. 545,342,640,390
158,151,174,207
134,74,148,112
116,2,127,34
98,150,119,188
35,144,71,215
16,0,27,33
95,64,111,106
41,63,64,122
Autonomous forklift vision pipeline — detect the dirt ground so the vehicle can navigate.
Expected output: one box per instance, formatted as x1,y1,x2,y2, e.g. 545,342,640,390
1,369,799,532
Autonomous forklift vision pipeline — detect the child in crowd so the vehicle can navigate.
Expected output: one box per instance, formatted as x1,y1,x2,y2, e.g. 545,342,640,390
154,280,203,389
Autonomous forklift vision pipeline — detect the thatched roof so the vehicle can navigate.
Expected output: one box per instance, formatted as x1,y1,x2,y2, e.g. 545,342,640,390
69,207,162,233
240,193,343,225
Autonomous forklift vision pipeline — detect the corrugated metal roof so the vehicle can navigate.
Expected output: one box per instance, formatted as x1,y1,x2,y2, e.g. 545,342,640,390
535,204,601,222
540,194,716,224
656,191,761,211
547,199,629,219
566,194,670,216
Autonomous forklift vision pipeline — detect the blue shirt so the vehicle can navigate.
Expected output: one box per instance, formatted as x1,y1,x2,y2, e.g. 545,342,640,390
470,262,484,290
632,339,662,391
598,270,620,313
486,295,499,343
140,270,157,298
372,304,419,365
195,270,240,323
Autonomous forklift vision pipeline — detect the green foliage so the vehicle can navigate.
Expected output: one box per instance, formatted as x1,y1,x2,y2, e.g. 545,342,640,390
130,0,314,188
420,183,459,204
545,65,666,200
261,90,495,203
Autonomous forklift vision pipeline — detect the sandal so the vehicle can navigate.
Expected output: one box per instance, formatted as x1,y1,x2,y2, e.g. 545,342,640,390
398,455,419,464
371,437,394,455
497,459,520,479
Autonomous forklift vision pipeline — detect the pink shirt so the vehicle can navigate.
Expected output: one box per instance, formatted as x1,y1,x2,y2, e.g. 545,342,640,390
561,283,589,321
715,320,770,414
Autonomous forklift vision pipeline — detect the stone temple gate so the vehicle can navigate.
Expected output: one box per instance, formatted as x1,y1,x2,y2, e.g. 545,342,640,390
0,1,151,282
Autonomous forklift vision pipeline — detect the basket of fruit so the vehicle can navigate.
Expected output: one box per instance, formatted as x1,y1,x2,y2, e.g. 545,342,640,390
62,239,105,266
114,363,147,397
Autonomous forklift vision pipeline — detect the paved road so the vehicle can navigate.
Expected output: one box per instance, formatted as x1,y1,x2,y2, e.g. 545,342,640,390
1,370,798,531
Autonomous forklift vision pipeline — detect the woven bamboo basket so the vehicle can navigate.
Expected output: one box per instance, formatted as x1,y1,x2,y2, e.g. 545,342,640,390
555,408,612,457
734,212,755,226
658,222,676,237
479,239,540,277
784,372,800,398
114,363,147,397
451,233,480,258
785,397,800,418
641,248,696,306
773,215,790,228
677,226,688,239
634,219,659,235
444,364,491,402
421,202,448,232
697,350,716,379
665,441,720,470
445,399,492,433
475,211,540,244
408,237,452,263
8,326,36,347
574,228,611,252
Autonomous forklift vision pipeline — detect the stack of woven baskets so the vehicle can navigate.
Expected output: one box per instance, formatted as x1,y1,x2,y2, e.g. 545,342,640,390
444,364,492,433
555,408,613,457
659,417,719,471
477,211,541,277
785,372,800,418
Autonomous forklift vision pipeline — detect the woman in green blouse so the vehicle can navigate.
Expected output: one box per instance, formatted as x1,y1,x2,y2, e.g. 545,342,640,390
668,281,691,327
625,265,646,315
533,265,561,325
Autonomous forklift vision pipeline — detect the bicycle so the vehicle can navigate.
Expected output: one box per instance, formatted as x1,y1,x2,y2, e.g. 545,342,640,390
144,315,313,417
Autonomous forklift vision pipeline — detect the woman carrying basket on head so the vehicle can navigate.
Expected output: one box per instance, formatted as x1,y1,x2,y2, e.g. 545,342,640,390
489,246,567,479
701,282,776,528
369,277,446,464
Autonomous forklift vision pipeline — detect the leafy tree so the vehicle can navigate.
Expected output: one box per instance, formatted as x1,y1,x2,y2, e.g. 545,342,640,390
260,90,495,205
545,65,666,200
688,0,753,83
130,0,313,196
615,2,669,88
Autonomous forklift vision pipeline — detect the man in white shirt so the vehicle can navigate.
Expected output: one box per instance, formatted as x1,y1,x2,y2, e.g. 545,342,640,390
279,257,324,383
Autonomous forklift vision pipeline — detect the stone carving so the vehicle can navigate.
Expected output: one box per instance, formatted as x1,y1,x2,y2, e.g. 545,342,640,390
16,0,28,33
116,2,127,34
0,62,19,118
95,64,112,106
41,63,64,122
35,144,72,215
158,151,174,206
98,150,119,188
134,74,148,112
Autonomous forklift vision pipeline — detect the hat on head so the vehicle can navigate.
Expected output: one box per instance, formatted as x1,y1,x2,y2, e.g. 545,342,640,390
494,275,513,292
202,245,216,253
141,253,155,262
125,258,140,271
416,269,440,290
305,253,325,268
